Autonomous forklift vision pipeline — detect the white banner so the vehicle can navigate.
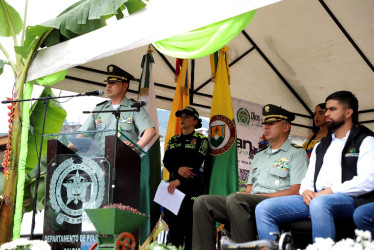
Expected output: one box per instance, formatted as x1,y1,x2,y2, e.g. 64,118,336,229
232,98,266,191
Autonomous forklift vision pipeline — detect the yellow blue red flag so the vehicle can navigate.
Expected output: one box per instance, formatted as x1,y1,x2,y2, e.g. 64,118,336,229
163,59,189,180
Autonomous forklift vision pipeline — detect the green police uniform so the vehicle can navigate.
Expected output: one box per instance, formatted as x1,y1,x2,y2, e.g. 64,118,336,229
78,97,154,149
248,139,308,194
192,104,309,250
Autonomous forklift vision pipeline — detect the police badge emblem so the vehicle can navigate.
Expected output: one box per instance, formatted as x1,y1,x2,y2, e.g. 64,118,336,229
49,158,105,225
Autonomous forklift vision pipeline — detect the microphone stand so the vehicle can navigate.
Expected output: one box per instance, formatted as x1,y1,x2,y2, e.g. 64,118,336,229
1,92,102,240
82,106,146,204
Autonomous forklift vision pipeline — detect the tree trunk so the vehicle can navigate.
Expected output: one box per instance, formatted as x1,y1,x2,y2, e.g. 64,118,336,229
0,78,23,243
0,169,18,243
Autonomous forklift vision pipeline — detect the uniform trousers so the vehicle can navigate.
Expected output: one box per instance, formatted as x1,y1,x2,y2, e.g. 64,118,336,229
192,193,269,250
164,195,194,250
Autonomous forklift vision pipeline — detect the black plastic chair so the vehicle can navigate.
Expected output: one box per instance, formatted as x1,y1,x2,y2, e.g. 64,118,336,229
280,218,356,249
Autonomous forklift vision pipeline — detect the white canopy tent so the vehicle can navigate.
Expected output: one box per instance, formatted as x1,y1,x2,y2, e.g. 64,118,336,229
26,0,374,137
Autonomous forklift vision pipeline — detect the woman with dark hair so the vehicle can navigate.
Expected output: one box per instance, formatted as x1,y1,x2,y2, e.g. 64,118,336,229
302,103,329,158
163,106,208,249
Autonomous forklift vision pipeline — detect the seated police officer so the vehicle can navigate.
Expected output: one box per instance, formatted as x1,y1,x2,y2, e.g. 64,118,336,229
192,104,308,250
255,91,374,243
68,64,155,150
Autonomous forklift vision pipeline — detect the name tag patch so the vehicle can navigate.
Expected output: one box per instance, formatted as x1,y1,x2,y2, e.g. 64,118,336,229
345,147,359,157
345,153,359,157
120,117,133,124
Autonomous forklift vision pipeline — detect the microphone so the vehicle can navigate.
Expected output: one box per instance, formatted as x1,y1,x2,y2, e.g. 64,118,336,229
131,101,146,108
77,90,104,96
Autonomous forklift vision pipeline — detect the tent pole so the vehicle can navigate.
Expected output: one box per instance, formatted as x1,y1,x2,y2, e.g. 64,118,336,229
319,0,374,72
241,30,314,117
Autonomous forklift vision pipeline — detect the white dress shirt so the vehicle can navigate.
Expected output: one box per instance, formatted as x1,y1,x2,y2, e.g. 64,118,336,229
300,130,374,196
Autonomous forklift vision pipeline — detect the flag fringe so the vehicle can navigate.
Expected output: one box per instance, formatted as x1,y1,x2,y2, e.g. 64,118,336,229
139,88,149,97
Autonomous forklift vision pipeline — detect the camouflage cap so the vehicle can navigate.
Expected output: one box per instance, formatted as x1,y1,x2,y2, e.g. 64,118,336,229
175,106,199,120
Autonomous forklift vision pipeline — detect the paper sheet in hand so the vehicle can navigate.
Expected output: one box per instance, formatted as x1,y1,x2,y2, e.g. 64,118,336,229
154,181,185,215
68,137,103,154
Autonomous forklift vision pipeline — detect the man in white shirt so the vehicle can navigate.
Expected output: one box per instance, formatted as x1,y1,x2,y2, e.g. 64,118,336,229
255,90,374,242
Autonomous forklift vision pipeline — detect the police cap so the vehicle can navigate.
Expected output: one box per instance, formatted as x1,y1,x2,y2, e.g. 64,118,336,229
176,106,202,129
104,64,134,83
175,106,199,120
262,104,295,124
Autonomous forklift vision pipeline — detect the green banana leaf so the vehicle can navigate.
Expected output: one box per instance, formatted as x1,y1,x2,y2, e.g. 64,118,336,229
23,156,47,212
0,59,4,74
25,87,67,173
14,0,147,59
2,0,148,240
20,86,66,212
0,0,23,37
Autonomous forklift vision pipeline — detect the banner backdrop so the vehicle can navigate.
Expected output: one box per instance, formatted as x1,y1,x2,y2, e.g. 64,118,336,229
232,98,266,191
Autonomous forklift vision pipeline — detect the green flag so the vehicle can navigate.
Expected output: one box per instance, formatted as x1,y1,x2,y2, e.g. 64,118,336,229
137,51,161,244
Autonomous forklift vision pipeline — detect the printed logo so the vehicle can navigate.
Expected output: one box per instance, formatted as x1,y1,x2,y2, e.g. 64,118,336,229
209,115,236,156
345,147,359,157
236,108,250,126
49,158,105,225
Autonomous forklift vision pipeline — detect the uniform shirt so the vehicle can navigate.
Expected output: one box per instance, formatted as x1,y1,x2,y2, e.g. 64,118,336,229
78,97,154,149
247,139,308,194
300,131,374,196
163,131,209,196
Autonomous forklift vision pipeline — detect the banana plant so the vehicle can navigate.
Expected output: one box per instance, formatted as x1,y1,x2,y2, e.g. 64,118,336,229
0,0,147,243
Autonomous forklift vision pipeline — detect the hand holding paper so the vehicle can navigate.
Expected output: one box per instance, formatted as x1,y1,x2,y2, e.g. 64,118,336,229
154,181,185,215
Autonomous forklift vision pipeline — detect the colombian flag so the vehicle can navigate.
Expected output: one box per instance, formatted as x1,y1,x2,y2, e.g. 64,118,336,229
163,58,190,180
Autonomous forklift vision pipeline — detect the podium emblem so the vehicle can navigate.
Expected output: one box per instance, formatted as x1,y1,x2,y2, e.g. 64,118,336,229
49,158,105,225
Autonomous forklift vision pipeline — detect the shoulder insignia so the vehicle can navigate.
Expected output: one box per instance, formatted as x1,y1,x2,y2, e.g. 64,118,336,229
96,100,109,106
170,134,180,141
193,132,207,139
291,143,302,148
258,147,267,152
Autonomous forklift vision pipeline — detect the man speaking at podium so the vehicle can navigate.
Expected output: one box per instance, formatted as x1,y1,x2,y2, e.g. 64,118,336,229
68,64,156,151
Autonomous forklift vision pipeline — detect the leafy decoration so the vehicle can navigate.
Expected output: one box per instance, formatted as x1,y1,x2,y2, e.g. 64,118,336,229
0,0,23,37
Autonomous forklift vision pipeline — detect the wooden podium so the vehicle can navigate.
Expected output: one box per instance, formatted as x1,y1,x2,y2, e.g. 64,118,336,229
44,135,140,249
104,135,141,209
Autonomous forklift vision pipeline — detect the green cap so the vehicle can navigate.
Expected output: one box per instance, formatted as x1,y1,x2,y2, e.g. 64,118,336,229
262,104,295,124
104,64,134,83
